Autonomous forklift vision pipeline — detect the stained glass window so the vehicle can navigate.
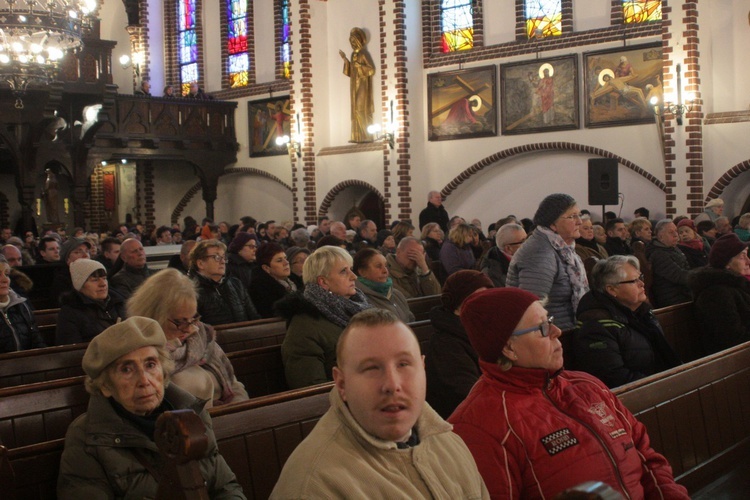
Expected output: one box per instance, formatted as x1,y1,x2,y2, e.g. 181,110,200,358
280,0,291,78
525,0,562,39
227,0,249,87
178,0,199,95
623,1,661,23
441,0,474,53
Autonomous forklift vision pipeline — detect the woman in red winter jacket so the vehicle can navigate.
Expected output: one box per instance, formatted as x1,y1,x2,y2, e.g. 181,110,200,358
449,287,688,500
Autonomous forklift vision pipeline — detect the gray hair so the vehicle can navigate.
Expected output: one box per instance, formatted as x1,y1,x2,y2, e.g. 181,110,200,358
495,223,524,248
397,236,422,251
653,218,674,237
290,227,310,246
590,255,641,293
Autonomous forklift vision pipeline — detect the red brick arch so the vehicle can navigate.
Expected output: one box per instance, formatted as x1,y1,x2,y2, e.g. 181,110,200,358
705,159,750,203
319,180,386,218
440,142,667,199
170,167,293,224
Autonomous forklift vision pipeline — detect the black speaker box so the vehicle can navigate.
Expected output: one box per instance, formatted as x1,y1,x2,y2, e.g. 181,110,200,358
588,159,619,206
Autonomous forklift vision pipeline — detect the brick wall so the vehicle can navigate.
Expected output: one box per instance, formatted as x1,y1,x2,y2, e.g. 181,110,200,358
681,1,703,214
298,0,316,224
393,1,411,221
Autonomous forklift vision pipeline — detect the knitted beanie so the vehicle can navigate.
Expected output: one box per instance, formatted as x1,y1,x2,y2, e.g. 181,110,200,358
460,288,539,363
82,317,166,379
227,232,258,254
709,233,749,269
286,246,311,263
60,237,91,264
441,270,494,312
533,193,577,228
70,258,106,291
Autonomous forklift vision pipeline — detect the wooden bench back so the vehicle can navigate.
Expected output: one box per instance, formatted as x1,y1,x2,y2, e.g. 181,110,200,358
0,376,88,448
0,343,86,389
215,318,286,353
614,341,750,492
406,294,441,321
33,308,59,347
652,301,703,363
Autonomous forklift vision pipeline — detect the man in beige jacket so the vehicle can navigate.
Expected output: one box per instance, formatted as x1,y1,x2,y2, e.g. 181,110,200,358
270,309,488,499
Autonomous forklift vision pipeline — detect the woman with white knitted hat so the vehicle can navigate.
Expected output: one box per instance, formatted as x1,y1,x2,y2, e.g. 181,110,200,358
55,258,127,345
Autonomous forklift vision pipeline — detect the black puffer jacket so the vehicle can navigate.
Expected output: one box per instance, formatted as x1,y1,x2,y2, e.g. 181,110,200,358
479,246,510,287
193,273,260,327
646,241,692,307
0,290,45,353
55,289,127,345
570,290,681,388
225,253,256,292
248,267,295,318
688,267,750,356
424,306,480,419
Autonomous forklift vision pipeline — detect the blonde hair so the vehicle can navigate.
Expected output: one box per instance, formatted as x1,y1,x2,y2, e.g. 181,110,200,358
188,239,226,271
448,223,473,247
127,268,198,329
302,246,353,285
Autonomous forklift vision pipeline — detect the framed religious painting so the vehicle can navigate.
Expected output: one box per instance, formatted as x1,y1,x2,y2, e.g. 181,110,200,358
427,65,497,141
584,43,662,128
500,55,579,135
247,96,292,157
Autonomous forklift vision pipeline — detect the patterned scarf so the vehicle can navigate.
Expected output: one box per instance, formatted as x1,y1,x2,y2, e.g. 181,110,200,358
303,283,372,328
167,323,237,404
537,226,589,311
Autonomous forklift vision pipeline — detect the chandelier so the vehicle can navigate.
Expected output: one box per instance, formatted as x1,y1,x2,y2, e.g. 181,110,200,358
0,0,97,107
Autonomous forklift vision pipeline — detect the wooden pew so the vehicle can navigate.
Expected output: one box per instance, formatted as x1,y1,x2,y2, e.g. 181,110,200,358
405,294,441,321
652,301,703,363
215,317,287,353
0,343,86,389
33,308,59,347
614,341,750,493
0,376,88,449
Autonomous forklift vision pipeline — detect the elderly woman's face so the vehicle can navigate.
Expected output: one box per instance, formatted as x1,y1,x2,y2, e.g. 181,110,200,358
320,258,357,297
164,300,200,343
678,226,696,242
579,220,594,240
727,248,750,276
605,263,646,311
101,346,165,416
504,302,563,372
550,205,582,243
593,225,607,244
0,263,10,302
359,253,389,284
80,270,108,301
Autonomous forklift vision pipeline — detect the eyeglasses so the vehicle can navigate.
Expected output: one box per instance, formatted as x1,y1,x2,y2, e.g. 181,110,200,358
169,314,201,331
511,316,555,338
86,275,107,283
558,213,582,221
617,274,645,285
507,239,526,246
203,254,227,263
243,243,258,249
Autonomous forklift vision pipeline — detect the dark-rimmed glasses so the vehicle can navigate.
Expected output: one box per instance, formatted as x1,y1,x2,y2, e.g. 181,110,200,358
511,316,555,337
203,254,227,263
169,314,202,331
617,274,644,285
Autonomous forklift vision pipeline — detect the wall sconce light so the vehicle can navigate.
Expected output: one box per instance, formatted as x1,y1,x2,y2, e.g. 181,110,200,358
650,63,693,126
119,52,143,77
276,113,302,158
367,100,397,149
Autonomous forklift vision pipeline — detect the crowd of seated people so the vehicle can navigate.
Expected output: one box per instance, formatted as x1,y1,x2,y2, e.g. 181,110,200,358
4,191,750,498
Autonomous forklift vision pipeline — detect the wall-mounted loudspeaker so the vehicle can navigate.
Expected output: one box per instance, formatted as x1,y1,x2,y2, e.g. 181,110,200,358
588,159,619,206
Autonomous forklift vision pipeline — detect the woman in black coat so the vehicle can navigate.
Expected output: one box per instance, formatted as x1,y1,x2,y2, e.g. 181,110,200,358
688,233,750,355
55,259,127,345
0,257,45,353
571,255,681,388
249,243,302,318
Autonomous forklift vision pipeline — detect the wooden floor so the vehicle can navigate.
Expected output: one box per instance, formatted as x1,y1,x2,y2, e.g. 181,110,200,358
692,453,750,499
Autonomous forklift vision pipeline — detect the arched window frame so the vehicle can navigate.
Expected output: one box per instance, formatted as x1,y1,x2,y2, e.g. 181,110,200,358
425,0,484,55
166,0,206,96
616,0,662,24
275,0,292,80
515,0,572,41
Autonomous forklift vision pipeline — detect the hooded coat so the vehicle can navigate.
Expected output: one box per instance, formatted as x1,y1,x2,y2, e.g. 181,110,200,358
0,289,45,353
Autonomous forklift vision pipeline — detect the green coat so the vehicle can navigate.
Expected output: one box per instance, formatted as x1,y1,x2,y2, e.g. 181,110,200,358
57,384,245,499
276,293,344,389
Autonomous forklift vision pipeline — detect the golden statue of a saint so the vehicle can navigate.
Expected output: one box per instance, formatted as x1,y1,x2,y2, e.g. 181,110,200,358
339,28,375,143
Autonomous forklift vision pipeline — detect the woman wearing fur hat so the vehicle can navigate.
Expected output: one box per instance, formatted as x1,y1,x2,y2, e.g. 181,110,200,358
55,259,127,345
0,256,45,353
688,233,750,355
425,270,493,418
57,317,245,498
506,193,589,330
128,269,248,406
449,288,688,499
676,218,709,268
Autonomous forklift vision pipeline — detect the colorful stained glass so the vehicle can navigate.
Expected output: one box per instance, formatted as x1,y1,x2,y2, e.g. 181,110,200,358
525,0,562,39
280,0,291,78
623,1,661,23
441,0,473,53
227,0,249,87
178,0,199,95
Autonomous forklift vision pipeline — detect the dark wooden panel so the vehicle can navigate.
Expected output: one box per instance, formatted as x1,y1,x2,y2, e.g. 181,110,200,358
406,294,441,321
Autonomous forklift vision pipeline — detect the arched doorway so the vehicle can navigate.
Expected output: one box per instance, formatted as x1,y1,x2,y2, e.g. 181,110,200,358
324,183,386,229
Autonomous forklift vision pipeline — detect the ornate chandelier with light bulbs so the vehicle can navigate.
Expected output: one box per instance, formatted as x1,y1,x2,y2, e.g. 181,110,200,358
0,0,97,107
